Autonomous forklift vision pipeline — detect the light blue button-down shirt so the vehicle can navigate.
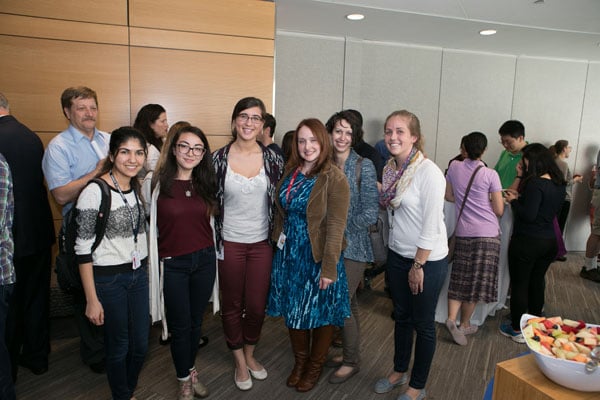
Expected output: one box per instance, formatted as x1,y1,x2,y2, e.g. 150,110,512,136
42,125,110,215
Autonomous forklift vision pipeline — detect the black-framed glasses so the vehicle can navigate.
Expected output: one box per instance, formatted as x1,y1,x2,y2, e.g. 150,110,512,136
176,143,205,156
237,113,263,124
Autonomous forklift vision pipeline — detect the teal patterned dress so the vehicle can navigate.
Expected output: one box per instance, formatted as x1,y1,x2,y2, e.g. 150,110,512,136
267,171,350,329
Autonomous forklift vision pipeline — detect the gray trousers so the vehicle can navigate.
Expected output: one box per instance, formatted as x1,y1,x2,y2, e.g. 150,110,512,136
341,258,367,367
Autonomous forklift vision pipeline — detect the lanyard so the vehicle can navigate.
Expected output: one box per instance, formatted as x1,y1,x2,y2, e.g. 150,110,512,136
285,168,305,208
109,171,141,245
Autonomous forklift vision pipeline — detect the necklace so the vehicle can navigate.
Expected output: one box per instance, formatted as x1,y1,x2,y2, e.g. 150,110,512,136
185,180,193,198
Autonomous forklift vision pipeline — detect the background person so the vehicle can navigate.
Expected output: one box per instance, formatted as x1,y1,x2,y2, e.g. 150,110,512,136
75,127,149,400
267,118,350,393
133,104,168,178
444,132,503,346
580,152,600,282
257,113,283,158
0,93,55,379
494,120,527,190
374,110,447,400
212,97,284,390
42,86,108,373
325,111,378,384
145,125,217,400
500,143,566,342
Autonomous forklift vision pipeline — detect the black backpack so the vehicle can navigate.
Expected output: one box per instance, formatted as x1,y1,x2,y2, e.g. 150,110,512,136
55,178,111,293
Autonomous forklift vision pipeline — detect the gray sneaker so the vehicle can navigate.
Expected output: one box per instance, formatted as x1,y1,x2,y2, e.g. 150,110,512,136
580,267,600,283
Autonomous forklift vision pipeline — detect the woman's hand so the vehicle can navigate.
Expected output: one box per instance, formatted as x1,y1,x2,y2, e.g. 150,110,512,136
503,189,518,202
319,277,333,290
408,267,424,295
86,299,104,326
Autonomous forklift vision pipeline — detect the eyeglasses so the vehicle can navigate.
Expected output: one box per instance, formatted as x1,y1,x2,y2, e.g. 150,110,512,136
176,143,205,156
237,113,263,124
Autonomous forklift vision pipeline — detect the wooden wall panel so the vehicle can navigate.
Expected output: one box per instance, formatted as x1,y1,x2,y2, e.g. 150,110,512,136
130,0,274,39
0,0,127,25
0,36,130,133
129,46,273,142
0,14,128,45
129,27,274,56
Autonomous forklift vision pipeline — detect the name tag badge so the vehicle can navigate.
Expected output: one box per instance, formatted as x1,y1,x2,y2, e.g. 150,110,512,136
132,250,141,270
277,232,286,250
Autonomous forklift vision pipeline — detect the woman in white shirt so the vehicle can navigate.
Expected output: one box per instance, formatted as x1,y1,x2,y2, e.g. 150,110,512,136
373,110,448,400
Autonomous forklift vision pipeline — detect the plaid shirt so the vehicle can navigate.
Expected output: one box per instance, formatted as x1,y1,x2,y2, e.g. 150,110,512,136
0,153,15,286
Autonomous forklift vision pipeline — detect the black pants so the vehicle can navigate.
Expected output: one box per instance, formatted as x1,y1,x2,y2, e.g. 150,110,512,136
557,200,570,233
508,235,557,330
6,249,51,379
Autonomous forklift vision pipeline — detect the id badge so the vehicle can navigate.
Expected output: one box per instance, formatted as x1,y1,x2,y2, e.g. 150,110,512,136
277,232,286,250
132,250,141,270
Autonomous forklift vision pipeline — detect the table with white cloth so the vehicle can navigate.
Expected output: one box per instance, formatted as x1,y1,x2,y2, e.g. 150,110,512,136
434,201,513,326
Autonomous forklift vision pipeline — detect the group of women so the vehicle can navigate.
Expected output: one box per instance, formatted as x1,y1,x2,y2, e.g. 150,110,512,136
72,96,569,400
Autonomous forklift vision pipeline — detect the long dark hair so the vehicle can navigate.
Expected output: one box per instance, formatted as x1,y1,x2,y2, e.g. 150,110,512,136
134,104,166,152
98,126,147,196
520,143,566,188
153,125,218,216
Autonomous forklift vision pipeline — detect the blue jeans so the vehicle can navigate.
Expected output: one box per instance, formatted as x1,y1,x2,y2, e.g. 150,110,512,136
95,265,149,400
163,246,216,378
0,284,16,400
387,250,447,390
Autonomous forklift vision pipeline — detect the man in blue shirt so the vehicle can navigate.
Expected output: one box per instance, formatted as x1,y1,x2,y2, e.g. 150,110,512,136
42,86,109,373
0,153,16,400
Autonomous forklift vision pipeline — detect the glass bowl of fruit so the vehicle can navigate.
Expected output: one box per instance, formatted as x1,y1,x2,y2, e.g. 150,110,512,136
520,313,600,392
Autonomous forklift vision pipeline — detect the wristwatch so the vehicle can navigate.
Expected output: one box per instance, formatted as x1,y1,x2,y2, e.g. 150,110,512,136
412,261,423,269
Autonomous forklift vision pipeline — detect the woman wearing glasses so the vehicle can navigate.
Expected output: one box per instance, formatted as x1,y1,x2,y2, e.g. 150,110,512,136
212,97,284,391
145,125,218,400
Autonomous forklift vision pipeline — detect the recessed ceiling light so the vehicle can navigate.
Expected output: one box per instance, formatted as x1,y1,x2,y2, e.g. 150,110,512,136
479,29,497,36
346,13,365,21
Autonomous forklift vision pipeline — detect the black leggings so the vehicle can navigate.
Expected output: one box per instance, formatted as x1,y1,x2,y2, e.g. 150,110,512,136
508,235,557,330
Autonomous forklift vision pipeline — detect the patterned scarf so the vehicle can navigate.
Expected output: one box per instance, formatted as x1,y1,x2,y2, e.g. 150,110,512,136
379,147,424,209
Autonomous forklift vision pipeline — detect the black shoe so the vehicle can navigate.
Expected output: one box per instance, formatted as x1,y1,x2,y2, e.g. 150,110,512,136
159,335,172,345
20,363,48,375
89,360,106,374
198,335,209,349
555,256,567,262
580,267,600,283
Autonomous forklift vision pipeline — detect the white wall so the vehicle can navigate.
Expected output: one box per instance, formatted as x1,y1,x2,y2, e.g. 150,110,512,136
274,31,599,251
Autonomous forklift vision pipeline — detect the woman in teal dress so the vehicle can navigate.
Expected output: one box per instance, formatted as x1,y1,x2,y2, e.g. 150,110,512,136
267,118,350,393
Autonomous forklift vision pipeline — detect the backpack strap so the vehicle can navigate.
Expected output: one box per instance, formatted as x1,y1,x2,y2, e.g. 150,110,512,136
355,156,363,190
87,178,112,252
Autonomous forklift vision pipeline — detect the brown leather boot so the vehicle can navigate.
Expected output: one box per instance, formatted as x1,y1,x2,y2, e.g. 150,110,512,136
287,329,310,387
296,325,335,392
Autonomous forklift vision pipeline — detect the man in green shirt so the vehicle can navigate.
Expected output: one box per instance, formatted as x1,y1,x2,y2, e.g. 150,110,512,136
494,120,527,189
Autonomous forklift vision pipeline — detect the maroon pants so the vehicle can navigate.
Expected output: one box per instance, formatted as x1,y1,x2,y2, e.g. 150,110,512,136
219,240,273,349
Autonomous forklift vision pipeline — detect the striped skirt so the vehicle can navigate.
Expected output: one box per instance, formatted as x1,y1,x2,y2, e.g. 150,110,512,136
448,236,501,303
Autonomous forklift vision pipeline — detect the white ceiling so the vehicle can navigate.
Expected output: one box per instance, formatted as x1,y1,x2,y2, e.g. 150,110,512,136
274,0,600,62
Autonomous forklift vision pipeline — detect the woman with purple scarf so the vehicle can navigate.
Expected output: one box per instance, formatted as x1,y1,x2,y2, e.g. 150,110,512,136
373,110,448,400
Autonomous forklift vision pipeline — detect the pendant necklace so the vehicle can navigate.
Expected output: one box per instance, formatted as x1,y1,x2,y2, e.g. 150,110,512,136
185,180,193,198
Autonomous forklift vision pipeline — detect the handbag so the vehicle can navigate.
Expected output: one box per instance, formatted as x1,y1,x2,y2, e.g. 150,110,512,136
356,157,388,266
448,165,483,262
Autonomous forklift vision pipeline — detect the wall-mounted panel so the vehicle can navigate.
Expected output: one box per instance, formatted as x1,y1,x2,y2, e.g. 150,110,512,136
0,36,130,133
344,40,443,161
130,46,273,143
0,14,128,45
130,0,274,39
129,27,273,56
437,50,516,168
274,33,345,134
0,0,127,25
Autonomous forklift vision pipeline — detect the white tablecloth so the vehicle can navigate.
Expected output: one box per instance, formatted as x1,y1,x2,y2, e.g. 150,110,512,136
434,201,513,326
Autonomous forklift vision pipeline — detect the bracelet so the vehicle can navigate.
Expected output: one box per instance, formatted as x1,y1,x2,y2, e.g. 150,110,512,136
412,261,423,270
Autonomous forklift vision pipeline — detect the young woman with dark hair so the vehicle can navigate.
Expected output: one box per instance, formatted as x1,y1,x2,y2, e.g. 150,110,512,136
267,118,350,393
212,97,284,391
75,127,149,400
134,104,168,177
500,143,566,343
145,125,218,400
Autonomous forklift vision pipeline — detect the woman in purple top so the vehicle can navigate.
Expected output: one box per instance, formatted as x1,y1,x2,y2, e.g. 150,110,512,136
445,132,504,346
